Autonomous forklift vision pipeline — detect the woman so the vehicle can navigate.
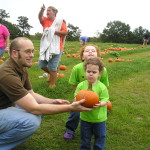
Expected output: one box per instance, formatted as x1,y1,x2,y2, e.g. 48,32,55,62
0,19,10,58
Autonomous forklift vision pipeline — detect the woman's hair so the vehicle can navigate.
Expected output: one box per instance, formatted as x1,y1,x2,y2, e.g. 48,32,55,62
48,6,58,16
84,57,104,73
80,44,100,61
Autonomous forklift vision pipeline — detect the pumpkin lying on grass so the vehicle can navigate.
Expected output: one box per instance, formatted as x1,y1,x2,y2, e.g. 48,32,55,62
107,100,112,111
59,65,67,70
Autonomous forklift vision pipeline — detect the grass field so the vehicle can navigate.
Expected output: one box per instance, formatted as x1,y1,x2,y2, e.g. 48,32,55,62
2,41,149,150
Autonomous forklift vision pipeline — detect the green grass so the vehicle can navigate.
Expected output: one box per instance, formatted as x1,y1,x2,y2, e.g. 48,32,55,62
5,41,150,150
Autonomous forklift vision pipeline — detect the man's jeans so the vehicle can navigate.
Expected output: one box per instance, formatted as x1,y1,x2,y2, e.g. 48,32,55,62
0,106,41,150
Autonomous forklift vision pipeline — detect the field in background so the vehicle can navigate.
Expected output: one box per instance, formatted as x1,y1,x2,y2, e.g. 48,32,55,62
3,41,149,150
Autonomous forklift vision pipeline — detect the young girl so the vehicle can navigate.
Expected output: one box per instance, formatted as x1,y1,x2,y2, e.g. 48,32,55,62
64,44,109,140
75,57,109,150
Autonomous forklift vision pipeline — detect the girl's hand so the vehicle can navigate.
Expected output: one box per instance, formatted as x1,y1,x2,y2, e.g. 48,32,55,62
93,102,101,108
93,101,107,108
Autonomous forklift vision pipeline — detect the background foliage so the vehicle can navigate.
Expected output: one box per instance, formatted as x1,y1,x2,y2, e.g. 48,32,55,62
0,9,150,44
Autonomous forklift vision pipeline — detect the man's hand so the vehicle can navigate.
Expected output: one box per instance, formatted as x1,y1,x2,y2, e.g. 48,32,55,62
70,99,93,112
52,99,70,104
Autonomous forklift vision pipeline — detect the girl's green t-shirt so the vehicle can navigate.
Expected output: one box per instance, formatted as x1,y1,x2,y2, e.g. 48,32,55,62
74,80,109,123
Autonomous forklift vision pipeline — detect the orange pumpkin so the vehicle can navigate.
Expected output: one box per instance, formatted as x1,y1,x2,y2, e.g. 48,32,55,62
33,62,38,64
107,100,112,111
67,54,71,57
108,58,113,62
76,90,100,108
59,65,67,70
0,59,4,62
58,73,64,78
115,58,124,62
1,56,5,59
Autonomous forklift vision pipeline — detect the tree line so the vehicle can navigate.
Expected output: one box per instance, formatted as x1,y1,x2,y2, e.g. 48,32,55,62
0,9,32,39
1,9,150,44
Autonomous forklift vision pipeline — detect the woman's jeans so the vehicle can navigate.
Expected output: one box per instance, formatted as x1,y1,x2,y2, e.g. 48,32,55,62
65,112,80,134
0,48,5,58
0,106,42,150
80,120,106,150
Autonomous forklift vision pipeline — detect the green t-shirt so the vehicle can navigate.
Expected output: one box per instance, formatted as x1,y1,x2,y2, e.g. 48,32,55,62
69,62,109,87
74,80,109,123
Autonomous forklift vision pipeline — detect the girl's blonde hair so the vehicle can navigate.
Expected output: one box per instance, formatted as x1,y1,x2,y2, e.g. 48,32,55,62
80,44,100,62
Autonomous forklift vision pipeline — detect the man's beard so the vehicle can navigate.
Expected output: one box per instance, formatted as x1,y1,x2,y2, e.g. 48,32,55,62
18,52,32,68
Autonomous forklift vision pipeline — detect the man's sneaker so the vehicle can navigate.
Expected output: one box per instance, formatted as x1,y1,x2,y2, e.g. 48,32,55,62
64,132,73,140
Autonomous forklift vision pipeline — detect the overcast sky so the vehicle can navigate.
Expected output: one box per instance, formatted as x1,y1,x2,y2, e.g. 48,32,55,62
1,0,150,37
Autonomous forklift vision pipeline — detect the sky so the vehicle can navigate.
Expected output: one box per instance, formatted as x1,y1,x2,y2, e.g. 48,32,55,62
1,0,150,37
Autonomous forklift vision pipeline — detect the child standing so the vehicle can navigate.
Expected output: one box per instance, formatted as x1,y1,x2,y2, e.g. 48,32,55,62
75,57,109,150
64,45,109,140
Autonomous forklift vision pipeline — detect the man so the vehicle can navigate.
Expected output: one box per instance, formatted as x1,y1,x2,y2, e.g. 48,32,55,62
38,5,68,88
79,36,90,46
143,34,149,45
0,37,92,150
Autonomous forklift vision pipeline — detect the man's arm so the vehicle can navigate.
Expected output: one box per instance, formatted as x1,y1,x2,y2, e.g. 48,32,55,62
15,92,92,115
28,90,69,104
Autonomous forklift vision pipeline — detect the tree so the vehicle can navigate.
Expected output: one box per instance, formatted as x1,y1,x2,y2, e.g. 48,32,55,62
132,26,150,44
30,32,42,40
66,23,81,41
100,21,132,43
3,21,22,39
17,16,33,36
0,9,10,22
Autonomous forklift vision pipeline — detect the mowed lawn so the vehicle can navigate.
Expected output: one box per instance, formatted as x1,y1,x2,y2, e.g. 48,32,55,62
2,41,148,150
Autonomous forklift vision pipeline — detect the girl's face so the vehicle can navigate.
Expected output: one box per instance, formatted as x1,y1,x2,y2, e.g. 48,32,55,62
82,46,98,61
86,64,100,84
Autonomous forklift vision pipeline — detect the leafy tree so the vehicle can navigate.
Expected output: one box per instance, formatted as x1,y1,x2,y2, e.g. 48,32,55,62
17,16,33,36
66,23,81,41
132,26,150,44
0,9,10,22
100,21,132,43
30,32,42,40
3,20,22,39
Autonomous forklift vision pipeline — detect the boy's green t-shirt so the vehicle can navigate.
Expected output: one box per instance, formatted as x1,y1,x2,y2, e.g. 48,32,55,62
69,62,109,87
74,80,109,123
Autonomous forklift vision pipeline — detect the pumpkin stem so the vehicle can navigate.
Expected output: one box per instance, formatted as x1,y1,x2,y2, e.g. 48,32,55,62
88,82,92,91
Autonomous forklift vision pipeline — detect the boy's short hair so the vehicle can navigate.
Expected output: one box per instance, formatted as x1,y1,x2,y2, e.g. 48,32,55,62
80,44,100,62
84,57,104,73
